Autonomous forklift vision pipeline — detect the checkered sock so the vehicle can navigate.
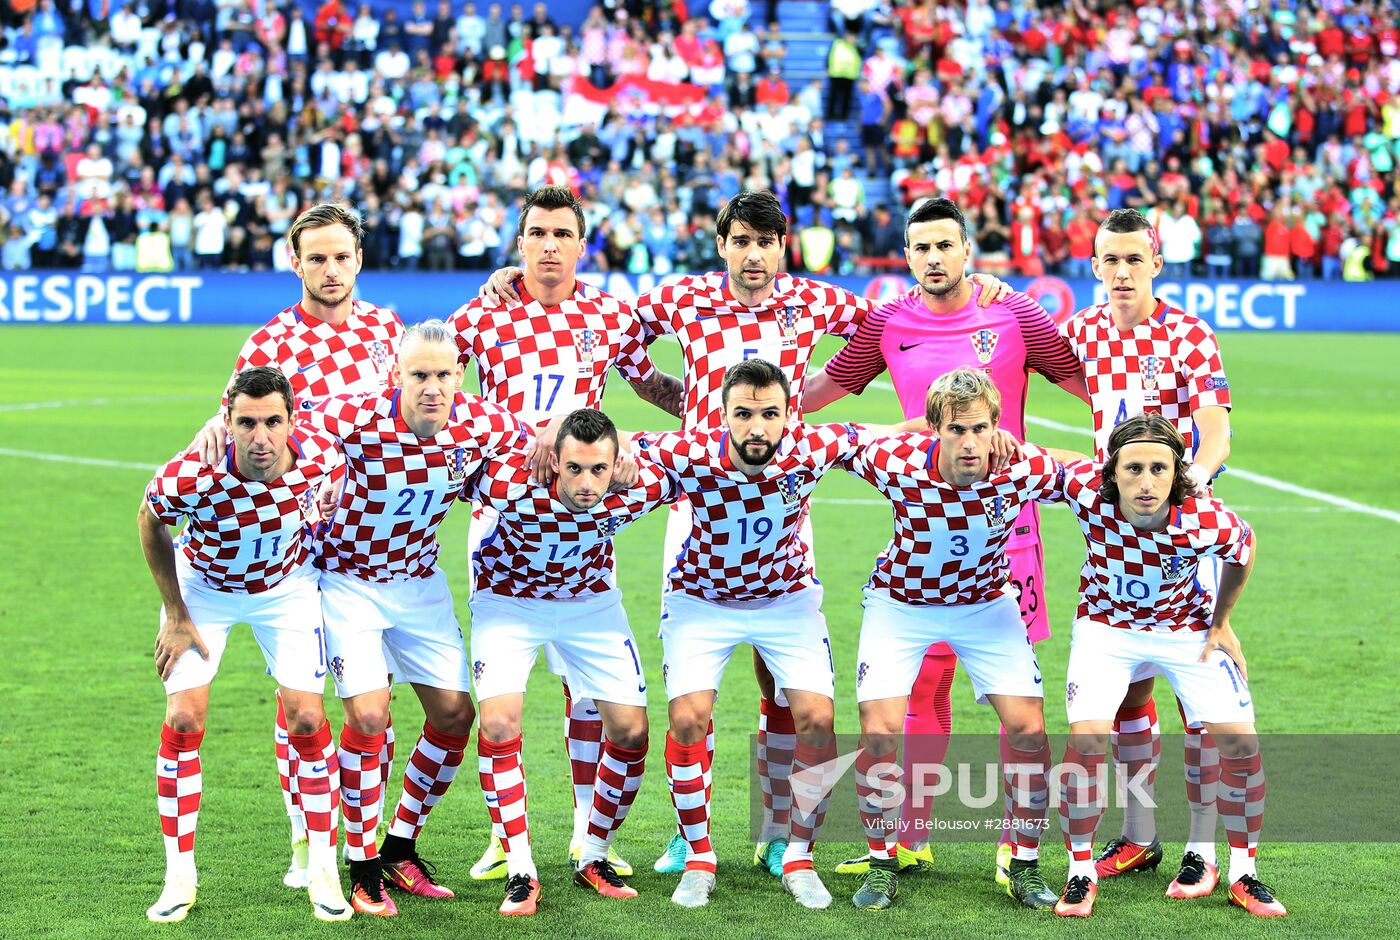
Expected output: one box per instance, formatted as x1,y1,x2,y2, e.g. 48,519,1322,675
1004,741,1051,862
581,739,647,864
156,724,203,877
388,722,468,841
1218,752,1264,882
1180,699,1219,864
274,693,307,844
665,733,715,872
373,714,394,835
855,748,899,860
757,696,795,843
1112,699,1160,845
338,725,384,862
1058,744,1107,881
900,650,955,851
478,734,535,878
288,722,341,871
783,736,838,874
562,682,604,843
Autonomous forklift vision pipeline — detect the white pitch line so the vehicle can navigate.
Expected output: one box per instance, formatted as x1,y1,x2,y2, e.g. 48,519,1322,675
0,448,157,471
0,393,204,414
863,381,1400,524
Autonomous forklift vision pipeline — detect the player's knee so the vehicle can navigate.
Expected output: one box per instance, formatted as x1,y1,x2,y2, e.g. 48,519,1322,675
1067,730,1109,756
793,703,835,737
668,709,709,745
1004,726,1048,752
433,701,476,737
608,716,648,751
282,703,326,736
164,707,205,734
344,705,391,737
477,709,517,744
1209,726,1259,759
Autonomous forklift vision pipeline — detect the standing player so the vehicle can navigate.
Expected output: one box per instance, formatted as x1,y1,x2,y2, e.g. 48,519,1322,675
308,321,529,916
637,359,881,911
190,203,405,892
1049,415,1283,919
449,185,684,882
802,197,1087,881
467,409,675,915
481,190,1011,876
843,369,1062,912
1062,208,1234,896
140,367,351,923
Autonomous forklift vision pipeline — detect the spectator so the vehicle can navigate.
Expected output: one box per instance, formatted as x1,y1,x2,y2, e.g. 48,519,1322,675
829,165,865,225
1203,215,1234,280
1260,205,1294,281
1231,212,1263,278
857,78,890,174
192,195,228,270
1065,205,1097,279
1290,208,1318,279
826,31,862,121
1159,199,1202,280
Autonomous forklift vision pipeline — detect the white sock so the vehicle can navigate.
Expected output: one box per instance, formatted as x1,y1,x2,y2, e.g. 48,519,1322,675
1228,846,1256,883
1184,840,1217,866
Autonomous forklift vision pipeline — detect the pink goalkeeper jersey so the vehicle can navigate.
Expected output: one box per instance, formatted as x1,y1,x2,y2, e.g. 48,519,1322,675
823,284,1081,549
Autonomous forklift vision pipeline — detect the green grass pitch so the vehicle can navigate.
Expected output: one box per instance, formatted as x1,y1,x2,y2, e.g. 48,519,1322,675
2,326,1397,939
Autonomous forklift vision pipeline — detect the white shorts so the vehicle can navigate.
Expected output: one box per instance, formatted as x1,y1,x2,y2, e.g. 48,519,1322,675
1128,554,1223,687
1065,618,1256,726
320,567,470,698
660,586,834,701
469,589,647,707
856,588,1044,704
470,500,571,682
162,560,327,696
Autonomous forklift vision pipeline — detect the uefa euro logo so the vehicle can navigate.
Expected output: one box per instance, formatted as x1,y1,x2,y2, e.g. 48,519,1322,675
969,329,999,365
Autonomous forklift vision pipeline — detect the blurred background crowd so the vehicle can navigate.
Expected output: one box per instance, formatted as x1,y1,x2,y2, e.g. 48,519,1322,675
0,0,1397,282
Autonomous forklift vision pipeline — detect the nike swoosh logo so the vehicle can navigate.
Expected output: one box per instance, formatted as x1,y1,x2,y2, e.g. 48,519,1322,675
1029,794,1047,807
314,667,328,678
416,776,434,789
494,339,518,347
1114,847,1150,870
1033,675,1043,684
155,902,192,916
297,363,316,373
695,310,720,319
1227,790,1246,800
162,763,180,773
1238,698,1252,707
638,683,647,693
584,709,600,717
607,790,624,801
485,795,499,804
311,764,327,774
342,793,361,803
314,902,347,916
395,873,418,888
898,341,924,351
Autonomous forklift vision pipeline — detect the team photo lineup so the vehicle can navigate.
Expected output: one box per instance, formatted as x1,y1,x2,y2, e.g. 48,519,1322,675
134,181,1287,926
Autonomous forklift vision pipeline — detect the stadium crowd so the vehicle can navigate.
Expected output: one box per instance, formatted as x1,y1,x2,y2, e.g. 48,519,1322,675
0,0,1397,280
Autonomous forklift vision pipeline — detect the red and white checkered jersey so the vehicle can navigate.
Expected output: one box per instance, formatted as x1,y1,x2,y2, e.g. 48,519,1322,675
638,422,869,602
467,451,676,599
1061,299,1231,457
634,272,872,431
447,281,657,424
145,430,340,593
846,438,1065,606
224,300,403,419
309,389,530,582
1056,460,1254,633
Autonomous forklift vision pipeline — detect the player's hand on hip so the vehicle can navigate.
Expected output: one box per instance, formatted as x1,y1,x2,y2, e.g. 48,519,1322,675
968,272,1012,306
1202,620,1247,683
527,415,565,486
480,266,525,305
990,429,1019,471
155,612,209,681
193,414,228,466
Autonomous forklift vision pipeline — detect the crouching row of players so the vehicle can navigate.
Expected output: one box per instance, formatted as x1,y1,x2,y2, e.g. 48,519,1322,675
139,336,1282,923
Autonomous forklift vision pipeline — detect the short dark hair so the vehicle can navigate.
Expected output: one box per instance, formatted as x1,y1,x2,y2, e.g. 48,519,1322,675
905,197,968,244
554,408,618,456
518,184,587,241
226,365,295,418
721,358,791,407
1101,413,1192,506
1096,208,1161,257
287,203,364,257
716,189,787,241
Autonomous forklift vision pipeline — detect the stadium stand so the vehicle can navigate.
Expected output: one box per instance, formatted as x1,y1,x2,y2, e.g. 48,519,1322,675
0,0,1396,280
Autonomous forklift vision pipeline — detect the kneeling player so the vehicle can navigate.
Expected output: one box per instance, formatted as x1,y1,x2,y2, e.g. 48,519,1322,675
140,367,351,923
467,408,674,914
1051,414,1284,919
310,321,529,916
844,369,1060,911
